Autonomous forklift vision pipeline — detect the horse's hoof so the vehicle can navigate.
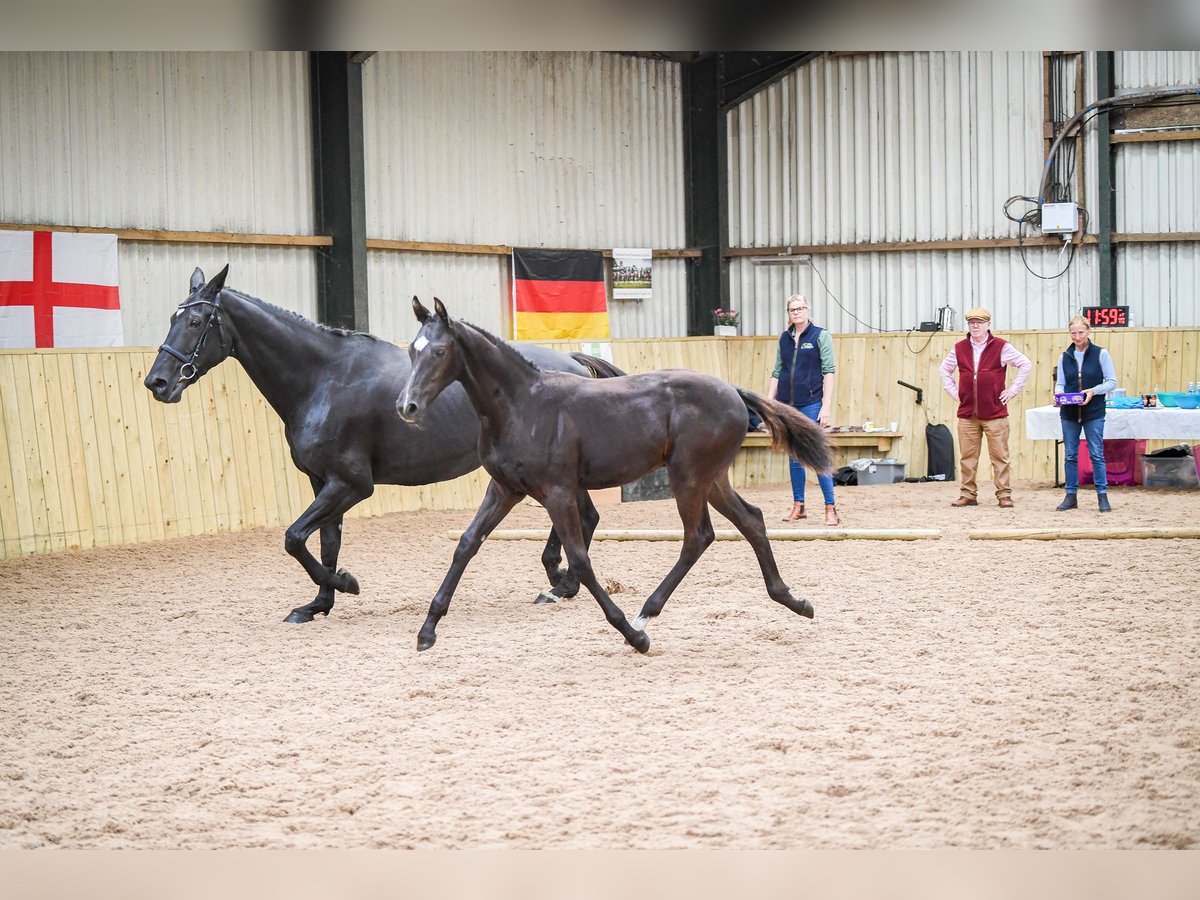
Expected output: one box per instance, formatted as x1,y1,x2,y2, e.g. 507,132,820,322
533,590,559,605
798,598,814,619
417,634,437,651
629,630,651,654
284,609,314,624
336,569,360,595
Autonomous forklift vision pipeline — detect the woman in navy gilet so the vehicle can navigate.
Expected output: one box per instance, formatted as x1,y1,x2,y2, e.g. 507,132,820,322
767,294,840,526
1055,315,1117,512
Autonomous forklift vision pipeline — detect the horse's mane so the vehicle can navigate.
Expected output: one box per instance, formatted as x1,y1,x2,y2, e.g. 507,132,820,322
460,320,543,374
227,289,378,342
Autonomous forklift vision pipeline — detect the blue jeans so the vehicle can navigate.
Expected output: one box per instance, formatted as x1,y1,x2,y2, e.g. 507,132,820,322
789,400,836,505
1063,415,1107,494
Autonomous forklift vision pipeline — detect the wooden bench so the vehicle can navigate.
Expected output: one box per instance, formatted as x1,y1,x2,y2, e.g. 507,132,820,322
742,430,903,455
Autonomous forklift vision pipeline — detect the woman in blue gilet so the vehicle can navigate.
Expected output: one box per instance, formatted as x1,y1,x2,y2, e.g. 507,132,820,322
1055,315,1117,512
768,294,840,525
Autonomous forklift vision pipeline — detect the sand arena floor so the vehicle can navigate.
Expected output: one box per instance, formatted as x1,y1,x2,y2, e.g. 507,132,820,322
2,480,1198,849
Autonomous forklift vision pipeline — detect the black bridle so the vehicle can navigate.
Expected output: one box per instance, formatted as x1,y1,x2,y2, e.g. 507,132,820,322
158,291,232,381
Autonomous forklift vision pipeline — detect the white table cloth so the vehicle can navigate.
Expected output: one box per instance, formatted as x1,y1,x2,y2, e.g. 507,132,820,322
1025,405,1200,441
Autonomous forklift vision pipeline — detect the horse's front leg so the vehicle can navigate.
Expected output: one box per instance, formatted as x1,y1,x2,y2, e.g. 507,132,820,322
535,490,600,604
541,488,648,654
418,478,523,650
283,476,370,623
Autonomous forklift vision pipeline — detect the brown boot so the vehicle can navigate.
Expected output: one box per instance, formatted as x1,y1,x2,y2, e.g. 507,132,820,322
824,504,840,526
781,502,806,522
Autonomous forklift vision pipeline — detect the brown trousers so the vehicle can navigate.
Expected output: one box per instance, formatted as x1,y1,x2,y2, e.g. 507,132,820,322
957,416,1012,500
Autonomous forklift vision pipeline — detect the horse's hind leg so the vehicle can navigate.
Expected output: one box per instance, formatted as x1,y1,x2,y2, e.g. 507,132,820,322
540,487,648,654
536,490,599,604
418,478,524,650
631,480,716,631
706,479,813,619
283,476,368,624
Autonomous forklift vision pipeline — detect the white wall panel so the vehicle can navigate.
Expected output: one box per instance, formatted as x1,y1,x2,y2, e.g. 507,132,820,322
1117,51,1200,90
731,246,1098,340
1111,51,1200,328
0,51,318,346
728,51,1200,333
119,245,318,347
729,52,1045,250
361,51,688,340
1117,243,1200,329
0,51,313,234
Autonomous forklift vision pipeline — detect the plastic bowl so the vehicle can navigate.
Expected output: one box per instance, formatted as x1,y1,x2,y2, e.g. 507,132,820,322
1175,393,1200,410
1157,392,1186,407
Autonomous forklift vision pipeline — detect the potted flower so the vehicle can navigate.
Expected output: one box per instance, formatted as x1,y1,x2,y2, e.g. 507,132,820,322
713,308,740,336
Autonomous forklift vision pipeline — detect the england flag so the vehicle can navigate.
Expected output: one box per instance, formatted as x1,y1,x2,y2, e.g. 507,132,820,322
0,230,124,348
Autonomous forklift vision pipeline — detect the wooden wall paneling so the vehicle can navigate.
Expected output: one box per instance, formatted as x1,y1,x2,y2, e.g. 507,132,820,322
190,375,222,532
235,369,274,531
236,367,269,529
27,354,70,553
162,381,202,538
140,352,180,541
97,352,141,545
0,356,36,556
118,353,166,543
9,356,51,553
209,368,243,532
3,331,1199,559
48,354,92,550
70,353,110,548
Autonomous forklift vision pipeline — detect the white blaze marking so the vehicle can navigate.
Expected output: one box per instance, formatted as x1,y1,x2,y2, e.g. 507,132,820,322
413,335,429,352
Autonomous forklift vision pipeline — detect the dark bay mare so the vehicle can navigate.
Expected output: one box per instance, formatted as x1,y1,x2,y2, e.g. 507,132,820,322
397,298,834,654
144,266,623,623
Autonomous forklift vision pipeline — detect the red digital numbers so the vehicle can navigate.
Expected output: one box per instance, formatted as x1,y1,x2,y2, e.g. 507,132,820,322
1083,306,1129,327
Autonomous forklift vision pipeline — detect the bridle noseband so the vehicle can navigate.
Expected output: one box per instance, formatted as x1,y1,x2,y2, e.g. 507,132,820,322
158,291,232,381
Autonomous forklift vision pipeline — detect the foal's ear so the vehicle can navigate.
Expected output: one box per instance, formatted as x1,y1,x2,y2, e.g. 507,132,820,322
433,297,449,322
190,267,206,294
204,264,229,297
412,296,431,323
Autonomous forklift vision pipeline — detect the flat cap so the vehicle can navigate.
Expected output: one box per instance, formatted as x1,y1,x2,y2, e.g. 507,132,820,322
965,307,992,322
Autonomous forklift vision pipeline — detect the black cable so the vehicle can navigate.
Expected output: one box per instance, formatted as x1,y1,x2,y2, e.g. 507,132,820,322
807,256,887,333
903,325,938,355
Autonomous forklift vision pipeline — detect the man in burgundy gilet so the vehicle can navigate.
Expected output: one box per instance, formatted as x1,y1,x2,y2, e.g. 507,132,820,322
937,307,1032,507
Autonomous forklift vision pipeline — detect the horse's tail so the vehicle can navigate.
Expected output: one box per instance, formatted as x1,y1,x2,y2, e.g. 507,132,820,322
571,352,627,379
738,389,834,474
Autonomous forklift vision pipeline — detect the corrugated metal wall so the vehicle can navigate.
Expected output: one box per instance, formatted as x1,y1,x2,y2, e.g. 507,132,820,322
1114,51,1200,326
361,51,688,341
4,51,1196,347
0,51,321,348
727,51,1200,335
0,51,319,345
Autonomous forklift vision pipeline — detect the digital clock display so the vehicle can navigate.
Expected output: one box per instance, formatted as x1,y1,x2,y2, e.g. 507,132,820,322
1082,306,1130,327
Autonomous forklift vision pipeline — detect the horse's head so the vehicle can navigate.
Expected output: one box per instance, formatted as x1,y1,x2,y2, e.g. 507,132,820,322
398,296,460,424
144,265,233,403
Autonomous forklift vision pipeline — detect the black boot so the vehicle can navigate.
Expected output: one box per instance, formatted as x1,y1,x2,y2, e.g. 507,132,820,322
1097,492,1112,513
1056,493,1077,511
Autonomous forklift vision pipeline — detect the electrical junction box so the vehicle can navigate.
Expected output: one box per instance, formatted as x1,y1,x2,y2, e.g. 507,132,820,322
1041,202,1079,234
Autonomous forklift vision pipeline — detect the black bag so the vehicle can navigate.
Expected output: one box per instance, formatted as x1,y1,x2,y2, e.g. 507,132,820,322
926,423,955,480
833,465,858,486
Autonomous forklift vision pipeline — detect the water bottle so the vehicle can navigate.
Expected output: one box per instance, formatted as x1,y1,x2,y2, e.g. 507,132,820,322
1190,382,1196,394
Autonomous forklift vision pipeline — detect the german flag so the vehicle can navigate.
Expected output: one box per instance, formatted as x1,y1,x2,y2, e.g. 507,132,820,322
512,248,609,340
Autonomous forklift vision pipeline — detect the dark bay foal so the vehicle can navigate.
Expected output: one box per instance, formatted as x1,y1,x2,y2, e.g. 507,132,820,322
397,297,834,653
